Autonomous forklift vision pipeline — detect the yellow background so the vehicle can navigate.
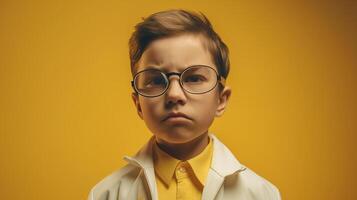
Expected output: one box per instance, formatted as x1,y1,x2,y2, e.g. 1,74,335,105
1,0,356,199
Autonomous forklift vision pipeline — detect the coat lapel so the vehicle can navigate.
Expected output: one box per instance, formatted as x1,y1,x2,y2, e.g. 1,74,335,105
202,169,225,200
123,136,158,200
202,134,246,200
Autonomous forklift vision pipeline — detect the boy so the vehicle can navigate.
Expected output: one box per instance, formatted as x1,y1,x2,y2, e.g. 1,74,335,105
88,9,281,200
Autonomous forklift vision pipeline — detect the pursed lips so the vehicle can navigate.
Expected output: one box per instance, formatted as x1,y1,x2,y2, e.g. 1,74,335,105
162,112,191,121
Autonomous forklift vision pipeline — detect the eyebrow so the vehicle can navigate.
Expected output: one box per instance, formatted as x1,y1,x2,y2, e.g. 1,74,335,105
141,65,162,71
138,64,212,73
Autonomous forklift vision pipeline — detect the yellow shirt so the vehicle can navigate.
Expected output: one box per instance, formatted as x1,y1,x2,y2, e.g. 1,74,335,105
153,138,213,200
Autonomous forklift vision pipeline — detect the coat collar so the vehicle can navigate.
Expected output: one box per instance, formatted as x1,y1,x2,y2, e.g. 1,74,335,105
123,133,246,200
124,136,156,170
209,134,246,177
124,134,245,171
123,136,157,200
203,134,246,200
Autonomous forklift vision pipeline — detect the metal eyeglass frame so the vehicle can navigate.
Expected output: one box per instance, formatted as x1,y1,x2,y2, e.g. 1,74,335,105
131,65,226,98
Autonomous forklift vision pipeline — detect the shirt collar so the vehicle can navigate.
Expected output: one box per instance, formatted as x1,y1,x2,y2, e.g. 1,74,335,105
152,142,180,186
152,136,213,187
187,137,213,185
124,133,245,181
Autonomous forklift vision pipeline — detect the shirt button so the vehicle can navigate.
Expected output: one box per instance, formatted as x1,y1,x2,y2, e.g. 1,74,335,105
179,166,186,173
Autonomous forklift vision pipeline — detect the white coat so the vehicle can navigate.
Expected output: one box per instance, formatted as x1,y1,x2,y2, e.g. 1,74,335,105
88,134,281,200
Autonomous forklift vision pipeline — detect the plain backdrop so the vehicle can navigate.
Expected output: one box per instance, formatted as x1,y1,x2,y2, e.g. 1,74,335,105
0,0,356,199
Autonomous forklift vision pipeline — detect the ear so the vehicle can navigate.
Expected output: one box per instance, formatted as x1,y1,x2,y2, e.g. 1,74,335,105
131,92,143,120
215,86,232,117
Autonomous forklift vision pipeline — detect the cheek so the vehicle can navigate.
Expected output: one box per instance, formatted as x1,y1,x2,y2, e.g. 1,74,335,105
139,98,162,123
191,93,219,122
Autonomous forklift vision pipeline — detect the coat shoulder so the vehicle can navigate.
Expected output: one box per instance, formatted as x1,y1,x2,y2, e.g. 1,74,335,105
237,166,281,200
87,164,141,200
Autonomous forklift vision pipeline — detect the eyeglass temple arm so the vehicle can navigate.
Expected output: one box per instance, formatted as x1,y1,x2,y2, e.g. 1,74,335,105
131,81,138,94
218,75,226,86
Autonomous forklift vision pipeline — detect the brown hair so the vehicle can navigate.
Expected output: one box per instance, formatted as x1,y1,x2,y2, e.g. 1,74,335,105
128,9,230,80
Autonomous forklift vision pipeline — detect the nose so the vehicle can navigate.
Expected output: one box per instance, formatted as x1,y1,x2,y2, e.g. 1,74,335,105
165,76,187,106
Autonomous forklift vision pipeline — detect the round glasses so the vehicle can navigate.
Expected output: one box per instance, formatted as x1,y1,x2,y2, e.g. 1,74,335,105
131,65,226,97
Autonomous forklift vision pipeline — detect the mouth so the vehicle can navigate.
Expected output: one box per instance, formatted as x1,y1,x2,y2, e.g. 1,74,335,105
162,112,192,122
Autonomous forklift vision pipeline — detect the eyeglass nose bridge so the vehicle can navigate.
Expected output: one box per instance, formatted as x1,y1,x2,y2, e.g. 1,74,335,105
165,71,182,79
164,71,184,90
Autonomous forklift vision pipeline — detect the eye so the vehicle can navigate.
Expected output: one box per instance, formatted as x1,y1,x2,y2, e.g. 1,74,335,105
152,77,166,84
184,75,206,83
146,76,166,87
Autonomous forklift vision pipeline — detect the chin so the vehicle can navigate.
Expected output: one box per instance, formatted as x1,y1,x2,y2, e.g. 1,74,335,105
157,129,203,144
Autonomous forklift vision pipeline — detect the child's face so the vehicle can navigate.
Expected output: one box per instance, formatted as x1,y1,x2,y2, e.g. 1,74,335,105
132,34,231,144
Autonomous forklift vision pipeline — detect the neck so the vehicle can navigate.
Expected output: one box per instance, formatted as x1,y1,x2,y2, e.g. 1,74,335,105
155,132,210,160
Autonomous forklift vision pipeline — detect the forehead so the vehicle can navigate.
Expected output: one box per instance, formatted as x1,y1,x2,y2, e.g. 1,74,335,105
136,34,216,73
